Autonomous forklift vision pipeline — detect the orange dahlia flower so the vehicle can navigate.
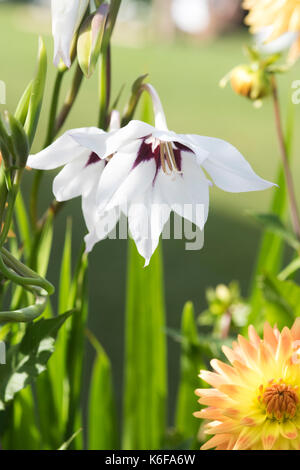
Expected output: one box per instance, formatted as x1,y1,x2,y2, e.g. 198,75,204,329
195,319,300,450
243,0,300,62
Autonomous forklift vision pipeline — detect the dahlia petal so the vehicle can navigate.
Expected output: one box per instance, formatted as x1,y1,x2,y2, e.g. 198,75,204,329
233,428,259,450
219,384,252,401
222,345,242,364
263,322,279,354
276,327,293,363
199,370,227,388
205,420,239,435
194,407,223,420
280,420,298,440
261,421,280,450
238,334,259,366
248,325,261,347
201,434,231,451
210,359,240,382
198,395,232,408
291,317,300,341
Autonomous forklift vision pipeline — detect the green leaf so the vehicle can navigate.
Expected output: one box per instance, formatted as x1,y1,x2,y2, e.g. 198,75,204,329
14,80,34,126
2,387,41,450
175,302,203,448
251,213,300,251
260,273,299,328
64,249,88,449
36,222,73,448
0,311,72,410
122,239,167,450
24,37,47,147
58,428,82,450
14,191,32,259
87,331,118,450
279,257,300,281
36,215,54,278
248,100,294,327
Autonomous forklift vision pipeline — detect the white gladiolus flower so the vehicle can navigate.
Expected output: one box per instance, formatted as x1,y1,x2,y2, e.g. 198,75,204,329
27,127,119,249
71,85,275,265
51,0,89,67
28,86,275,266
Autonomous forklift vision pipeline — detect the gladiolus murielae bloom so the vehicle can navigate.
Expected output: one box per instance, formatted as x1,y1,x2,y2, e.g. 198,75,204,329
195,319,300,450
244,0,300,62
51,0,89,67
28,85,275,266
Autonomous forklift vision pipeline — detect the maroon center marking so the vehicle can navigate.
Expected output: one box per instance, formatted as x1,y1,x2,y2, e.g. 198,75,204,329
86,152,101,166
133,139,194,183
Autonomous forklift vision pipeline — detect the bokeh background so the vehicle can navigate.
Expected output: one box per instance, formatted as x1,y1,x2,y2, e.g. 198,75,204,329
1,0,300,426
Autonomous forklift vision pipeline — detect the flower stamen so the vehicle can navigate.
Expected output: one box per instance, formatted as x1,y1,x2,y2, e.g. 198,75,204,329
159,142,182,175
261,382,299,420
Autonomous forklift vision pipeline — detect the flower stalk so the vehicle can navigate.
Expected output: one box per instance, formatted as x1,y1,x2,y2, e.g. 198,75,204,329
271,76,300,239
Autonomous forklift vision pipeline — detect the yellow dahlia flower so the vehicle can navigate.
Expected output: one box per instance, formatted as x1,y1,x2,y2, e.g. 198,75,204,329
243,0,300,62
195,319,300,450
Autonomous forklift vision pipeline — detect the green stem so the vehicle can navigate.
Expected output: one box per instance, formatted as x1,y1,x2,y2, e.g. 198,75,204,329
29,70,66,229
98,46,111,130
278,257,300,281
55,64,83,134
44,70,65,147
0,169,22,247
0,168,8,226
0,247,54,295
271,76,300,240
0,294,48,323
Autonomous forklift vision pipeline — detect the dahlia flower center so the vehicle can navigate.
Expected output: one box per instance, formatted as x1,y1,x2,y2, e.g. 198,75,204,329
260,381,299,421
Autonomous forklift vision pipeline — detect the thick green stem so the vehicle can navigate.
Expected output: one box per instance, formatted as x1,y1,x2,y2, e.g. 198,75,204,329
98,46,111,130
55,64,83,134
0,169,22,247
44,70,65,147
0,247,54,295
0,295,48,323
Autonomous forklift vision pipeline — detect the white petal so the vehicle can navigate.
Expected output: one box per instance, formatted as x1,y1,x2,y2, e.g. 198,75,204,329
96,140,141,212
84,206,120,253
158,152,209,230
70,120,154,159
105,159,157,211
189,136,275,192
27,127,103,170
53,155,105,201
51,0,89,67
128,186,171,266
255,27,298,54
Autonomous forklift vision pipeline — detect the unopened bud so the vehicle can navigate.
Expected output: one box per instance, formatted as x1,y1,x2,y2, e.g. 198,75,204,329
77,3,110,78
230,65,271,100
0,112,29,169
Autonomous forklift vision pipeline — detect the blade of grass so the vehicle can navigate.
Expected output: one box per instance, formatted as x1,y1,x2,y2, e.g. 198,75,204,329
175,302,203,449
122,239,167,450
87,330,118,450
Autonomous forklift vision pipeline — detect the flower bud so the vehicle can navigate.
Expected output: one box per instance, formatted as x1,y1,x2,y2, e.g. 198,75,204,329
0,112,29,169
215,284,231,303
77,3,110,78
230,65,271,101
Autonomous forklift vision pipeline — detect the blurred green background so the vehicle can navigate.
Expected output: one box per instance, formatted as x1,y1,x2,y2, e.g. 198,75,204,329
1,1,300,425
